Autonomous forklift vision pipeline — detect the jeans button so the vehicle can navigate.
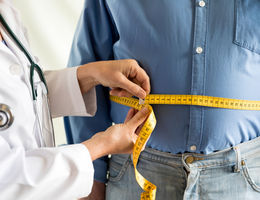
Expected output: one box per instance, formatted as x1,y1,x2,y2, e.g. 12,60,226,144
186,156,194,164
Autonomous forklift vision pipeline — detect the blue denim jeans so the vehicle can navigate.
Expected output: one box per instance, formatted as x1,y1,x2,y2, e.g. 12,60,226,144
106,137,260,200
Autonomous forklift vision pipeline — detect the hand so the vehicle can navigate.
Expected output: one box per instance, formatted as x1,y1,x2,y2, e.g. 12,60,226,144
82,106,150,161
77,59,150,99
79,180,105,200
80,107,149,199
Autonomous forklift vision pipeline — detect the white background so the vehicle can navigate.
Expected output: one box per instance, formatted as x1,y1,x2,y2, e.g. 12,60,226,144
13,0,84,145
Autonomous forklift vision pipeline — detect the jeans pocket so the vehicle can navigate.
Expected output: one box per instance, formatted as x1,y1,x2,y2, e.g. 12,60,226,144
108,154,130,182
234,0,260,54
241,158,260,193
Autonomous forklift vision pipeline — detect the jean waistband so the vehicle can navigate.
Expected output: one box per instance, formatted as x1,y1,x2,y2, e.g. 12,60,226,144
138,136,260,170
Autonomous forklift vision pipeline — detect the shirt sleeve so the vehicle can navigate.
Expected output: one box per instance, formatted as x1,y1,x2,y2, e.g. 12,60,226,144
0,136,94,200
64,0,118,183
44,67,97,118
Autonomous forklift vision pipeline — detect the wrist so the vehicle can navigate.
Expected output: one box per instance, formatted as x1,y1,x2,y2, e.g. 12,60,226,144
77,64,99,94
82,133,111,161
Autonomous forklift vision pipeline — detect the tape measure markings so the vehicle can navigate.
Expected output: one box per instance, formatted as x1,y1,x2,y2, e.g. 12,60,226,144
144,95,260,110
110,95,157,199
110,94,260,200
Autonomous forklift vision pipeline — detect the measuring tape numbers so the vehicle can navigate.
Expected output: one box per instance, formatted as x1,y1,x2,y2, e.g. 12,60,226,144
110,95,157,199
110,94,260,200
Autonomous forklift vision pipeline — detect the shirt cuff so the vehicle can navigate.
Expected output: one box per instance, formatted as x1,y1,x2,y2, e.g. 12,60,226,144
45,67,97,118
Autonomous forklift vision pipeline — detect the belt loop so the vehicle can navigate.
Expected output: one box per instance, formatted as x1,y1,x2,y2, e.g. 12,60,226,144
233,146,241,173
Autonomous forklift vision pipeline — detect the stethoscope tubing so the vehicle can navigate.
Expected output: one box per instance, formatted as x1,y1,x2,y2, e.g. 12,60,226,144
0,14,48,100
0,13,55,146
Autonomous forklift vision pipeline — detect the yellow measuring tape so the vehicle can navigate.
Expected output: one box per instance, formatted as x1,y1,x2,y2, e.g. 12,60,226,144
110,94,260,200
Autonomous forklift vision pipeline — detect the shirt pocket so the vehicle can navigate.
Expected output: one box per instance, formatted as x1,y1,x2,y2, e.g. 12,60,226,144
234,0,260,55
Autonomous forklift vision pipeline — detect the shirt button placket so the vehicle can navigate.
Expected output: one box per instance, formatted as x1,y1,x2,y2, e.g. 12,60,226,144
188,0,208,153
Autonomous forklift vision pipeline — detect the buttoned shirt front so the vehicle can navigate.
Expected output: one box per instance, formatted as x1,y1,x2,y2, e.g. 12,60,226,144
65,0,260,182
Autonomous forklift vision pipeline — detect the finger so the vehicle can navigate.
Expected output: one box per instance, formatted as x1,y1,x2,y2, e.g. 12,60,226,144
133,121,149,152
134,75,151,95
118,75,147,99
124,108,135,123
129,65,151,95
135,121,145,135
126,106,150,128
110,88,133,98
109,88,122,96
118,90,133,98
132,133,138,143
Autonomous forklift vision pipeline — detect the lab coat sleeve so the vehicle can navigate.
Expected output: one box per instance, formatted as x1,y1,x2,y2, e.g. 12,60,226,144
44,67,97,118
0,137,94,200
64,0,118,182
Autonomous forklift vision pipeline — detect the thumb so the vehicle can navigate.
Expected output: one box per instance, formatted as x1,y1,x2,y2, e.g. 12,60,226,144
126,106,150,129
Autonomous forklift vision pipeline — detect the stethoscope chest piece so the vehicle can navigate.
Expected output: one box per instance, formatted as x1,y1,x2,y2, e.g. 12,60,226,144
0,104,14,131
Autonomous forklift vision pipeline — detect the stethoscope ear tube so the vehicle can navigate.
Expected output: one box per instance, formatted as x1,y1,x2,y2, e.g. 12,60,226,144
0,104,14,131
0,14,34,64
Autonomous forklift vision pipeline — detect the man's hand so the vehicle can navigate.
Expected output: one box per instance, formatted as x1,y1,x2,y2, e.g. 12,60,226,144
79,181,105,200
77,59,150,99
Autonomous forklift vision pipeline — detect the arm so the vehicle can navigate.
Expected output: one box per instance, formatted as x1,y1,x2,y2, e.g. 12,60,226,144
80,107,149,200
44,67,97,118
0,140,95,200
0,107,148,200
45,59,150,118
65,0,118,185
82,107,149,161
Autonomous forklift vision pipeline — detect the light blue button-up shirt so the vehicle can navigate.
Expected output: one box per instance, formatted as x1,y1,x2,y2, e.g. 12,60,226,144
65,0,260,182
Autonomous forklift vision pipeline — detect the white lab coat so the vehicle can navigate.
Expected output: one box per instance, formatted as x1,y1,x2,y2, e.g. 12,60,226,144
0,1,97,199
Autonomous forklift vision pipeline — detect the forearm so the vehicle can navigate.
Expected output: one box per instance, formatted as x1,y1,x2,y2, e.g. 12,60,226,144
82,132,111,161
0,142,94,199
76,60,149,99
81,106,149,161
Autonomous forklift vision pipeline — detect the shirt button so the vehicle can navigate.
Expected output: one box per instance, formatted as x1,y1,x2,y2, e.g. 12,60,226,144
190,145,197,151
199,1,206,7
196,47,203,54
9,64,22,75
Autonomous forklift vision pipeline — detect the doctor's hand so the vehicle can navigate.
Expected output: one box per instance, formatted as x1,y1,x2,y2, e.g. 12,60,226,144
82,106,150,161
80,107,149,200
77,59,150,99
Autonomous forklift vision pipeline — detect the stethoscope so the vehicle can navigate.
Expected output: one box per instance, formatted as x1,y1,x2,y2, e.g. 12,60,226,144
0,14,55,146
0,14,48,100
